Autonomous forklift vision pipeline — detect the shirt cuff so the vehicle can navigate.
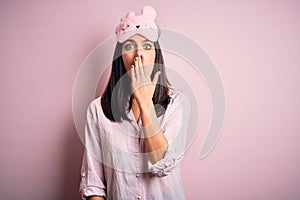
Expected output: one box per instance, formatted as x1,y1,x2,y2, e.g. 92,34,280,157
147,150,184,177
80,186,106,200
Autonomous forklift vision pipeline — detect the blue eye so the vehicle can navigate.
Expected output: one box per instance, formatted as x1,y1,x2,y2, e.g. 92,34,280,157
144,44,152,50
124,44,135,50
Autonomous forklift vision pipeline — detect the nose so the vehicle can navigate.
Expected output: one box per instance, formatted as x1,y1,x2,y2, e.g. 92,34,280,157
134,48,143,57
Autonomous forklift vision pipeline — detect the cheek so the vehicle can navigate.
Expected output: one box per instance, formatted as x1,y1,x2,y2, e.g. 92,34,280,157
142,52,156,75
122,53,134,70
142,51,156,65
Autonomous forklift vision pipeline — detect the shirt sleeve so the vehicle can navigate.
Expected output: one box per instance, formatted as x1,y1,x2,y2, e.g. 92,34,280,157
79,100,107,199
147,91,191,177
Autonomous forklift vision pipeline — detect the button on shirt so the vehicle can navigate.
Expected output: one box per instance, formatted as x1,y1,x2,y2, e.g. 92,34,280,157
79,90,189,200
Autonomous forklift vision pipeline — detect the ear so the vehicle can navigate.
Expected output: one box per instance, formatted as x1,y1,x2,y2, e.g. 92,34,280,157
128,11,135,17
142,5,157,20
120,11,135,21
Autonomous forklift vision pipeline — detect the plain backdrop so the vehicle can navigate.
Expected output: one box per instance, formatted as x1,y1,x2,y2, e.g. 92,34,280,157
0,1,299,199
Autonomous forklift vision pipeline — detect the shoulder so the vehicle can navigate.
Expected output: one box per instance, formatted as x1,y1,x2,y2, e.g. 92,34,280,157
86,96,105,123
166,89,191,116
87,96,102,113
167,89,184,109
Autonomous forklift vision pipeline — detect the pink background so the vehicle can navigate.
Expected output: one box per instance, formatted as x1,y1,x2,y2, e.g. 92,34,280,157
1,1,299,199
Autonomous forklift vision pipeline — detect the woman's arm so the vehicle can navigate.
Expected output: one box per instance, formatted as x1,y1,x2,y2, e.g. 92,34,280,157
130,55,168,164
140,101,168,164
130,56,190,178
79,101,107,198
145,92,190,177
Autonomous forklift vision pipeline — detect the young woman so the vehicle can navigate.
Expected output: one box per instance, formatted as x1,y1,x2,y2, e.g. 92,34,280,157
79,5,189,200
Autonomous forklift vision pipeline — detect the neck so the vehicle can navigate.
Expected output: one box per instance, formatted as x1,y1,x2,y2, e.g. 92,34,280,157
131,97,139,110
131,97,141,123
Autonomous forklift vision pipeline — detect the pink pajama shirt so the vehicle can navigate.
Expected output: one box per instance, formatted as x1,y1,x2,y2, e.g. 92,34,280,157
79,90,189,200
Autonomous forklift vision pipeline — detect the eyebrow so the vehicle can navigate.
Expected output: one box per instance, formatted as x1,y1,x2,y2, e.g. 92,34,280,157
124,39,134,43
124,39,151,43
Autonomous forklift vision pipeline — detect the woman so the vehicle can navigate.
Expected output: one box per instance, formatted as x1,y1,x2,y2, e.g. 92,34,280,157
79,5,189,200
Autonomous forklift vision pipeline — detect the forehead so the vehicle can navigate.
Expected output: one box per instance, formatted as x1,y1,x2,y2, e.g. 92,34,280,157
124,34,152,43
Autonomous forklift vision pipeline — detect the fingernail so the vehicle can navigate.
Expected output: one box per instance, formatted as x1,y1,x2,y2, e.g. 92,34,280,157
135,57,138,61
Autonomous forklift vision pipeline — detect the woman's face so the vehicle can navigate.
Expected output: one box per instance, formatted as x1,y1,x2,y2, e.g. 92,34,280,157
122,34,156,77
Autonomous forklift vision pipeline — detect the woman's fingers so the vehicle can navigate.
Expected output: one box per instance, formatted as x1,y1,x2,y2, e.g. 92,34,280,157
130,65,135,80
134,56,140,78
131,55,158,100
138,55,146,77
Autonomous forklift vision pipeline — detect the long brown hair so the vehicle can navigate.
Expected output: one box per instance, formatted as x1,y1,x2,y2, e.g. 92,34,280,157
101,41,173,122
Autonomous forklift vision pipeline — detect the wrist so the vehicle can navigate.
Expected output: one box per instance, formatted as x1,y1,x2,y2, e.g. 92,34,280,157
138,99,153,112
140,103,155,127
140,106,162,137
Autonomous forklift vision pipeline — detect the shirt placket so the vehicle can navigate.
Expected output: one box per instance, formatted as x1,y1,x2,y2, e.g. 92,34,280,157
134,127,144,199
129,110,144,199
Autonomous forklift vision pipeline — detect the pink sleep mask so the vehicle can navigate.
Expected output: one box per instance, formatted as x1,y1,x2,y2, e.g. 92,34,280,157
115,5,160,43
